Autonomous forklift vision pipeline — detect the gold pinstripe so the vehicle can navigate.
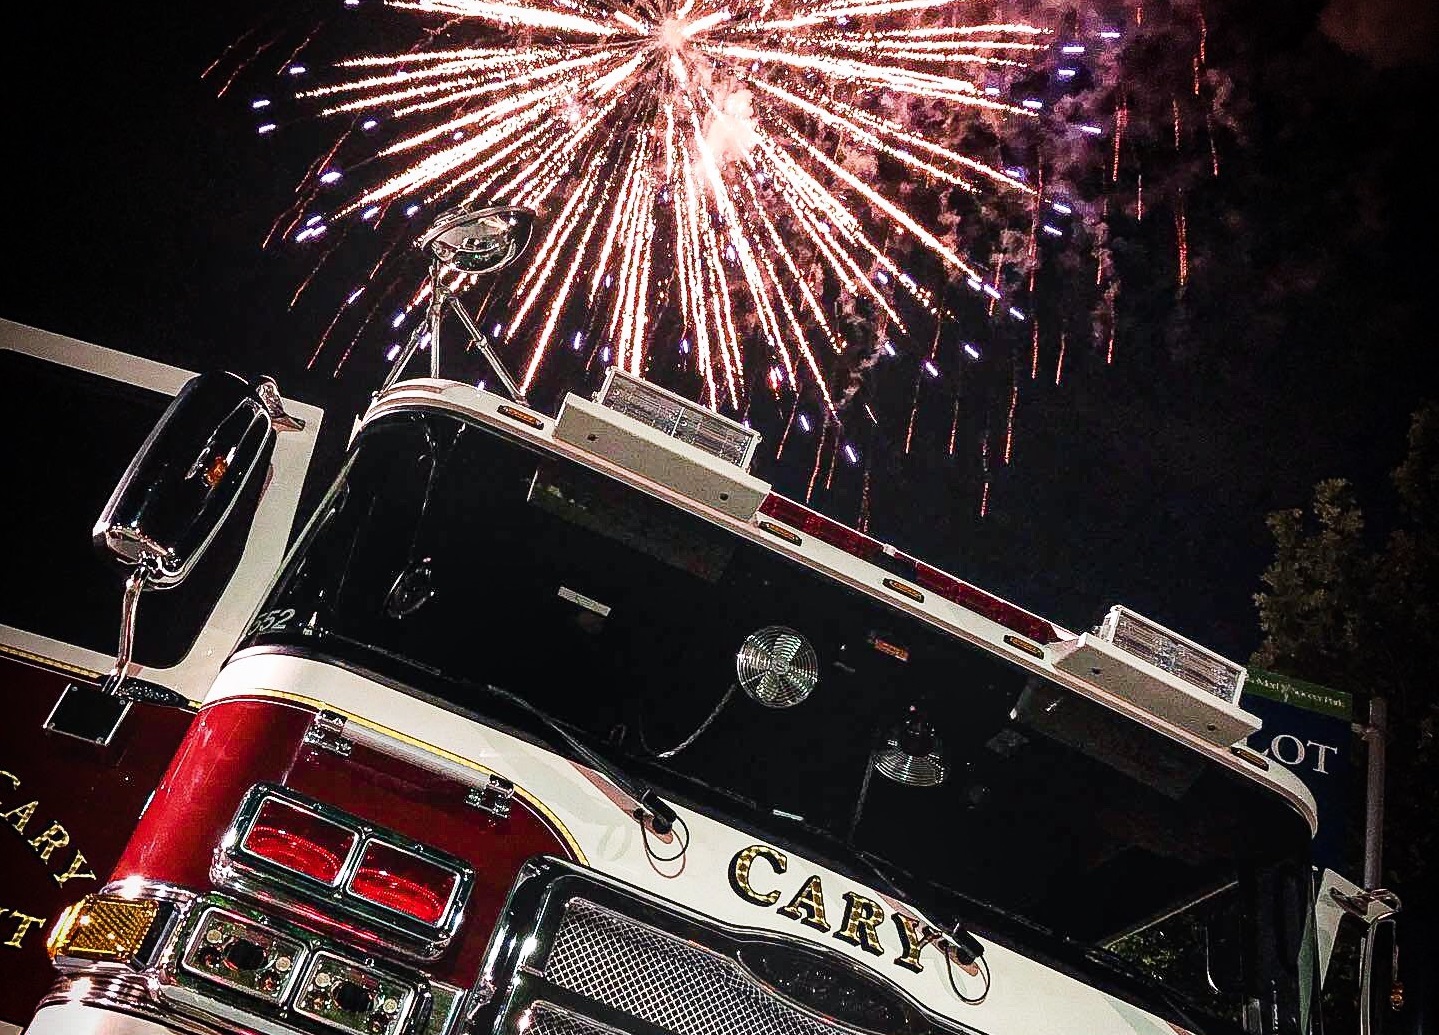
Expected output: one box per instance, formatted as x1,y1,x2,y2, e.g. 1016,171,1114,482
207,687,588,865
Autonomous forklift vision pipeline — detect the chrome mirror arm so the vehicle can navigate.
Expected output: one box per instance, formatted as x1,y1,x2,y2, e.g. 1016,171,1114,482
98,558,153,697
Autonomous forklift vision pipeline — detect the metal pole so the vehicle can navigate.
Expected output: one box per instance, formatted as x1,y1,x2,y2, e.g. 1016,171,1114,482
445,292,525,403
1363,696,1387,888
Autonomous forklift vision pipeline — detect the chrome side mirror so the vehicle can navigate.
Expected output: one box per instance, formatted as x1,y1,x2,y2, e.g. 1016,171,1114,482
90,373,302,704
1316,869,1404,1035
95,373,302,587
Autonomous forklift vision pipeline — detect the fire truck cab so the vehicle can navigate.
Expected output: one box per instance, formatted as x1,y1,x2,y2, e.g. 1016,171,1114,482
0,316,1425,1035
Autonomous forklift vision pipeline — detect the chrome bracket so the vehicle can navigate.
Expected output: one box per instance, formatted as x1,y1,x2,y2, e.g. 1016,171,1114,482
465,774,514,820
302,710,353,757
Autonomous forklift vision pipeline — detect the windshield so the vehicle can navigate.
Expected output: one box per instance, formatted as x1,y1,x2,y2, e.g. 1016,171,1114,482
239,407,1319,1034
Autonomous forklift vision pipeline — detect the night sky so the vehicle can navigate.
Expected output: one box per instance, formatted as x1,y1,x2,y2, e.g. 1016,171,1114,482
3,0,1436,663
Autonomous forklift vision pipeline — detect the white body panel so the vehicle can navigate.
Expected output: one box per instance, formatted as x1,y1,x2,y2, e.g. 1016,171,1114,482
209,651,1190,1035
0,318,325,703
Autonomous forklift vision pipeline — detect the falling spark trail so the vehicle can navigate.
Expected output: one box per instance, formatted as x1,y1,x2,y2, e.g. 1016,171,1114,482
1003,382,1016,464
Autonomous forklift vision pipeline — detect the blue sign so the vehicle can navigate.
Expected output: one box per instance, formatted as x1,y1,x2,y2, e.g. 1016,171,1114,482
1243,669,1355,873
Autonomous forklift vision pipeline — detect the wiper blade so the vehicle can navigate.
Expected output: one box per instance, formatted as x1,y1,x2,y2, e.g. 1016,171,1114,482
850,843,1211,1030
1072,943,1216,1034
851,847,986,964
481,683,678,835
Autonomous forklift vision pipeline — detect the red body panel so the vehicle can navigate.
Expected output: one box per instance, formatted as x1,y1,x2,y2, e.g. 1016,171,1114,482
114,693,576,986
0,652,195,1023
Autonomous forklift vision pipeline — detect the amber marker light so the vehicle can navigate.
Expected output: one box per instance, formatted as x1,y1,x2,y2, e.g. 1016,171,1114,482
48,894,159,964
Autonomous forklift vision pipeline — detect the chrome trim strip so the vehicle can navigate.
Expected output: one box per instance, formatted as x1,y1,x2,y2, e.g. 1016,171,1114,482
38,971,157,1014
158,984,308,1035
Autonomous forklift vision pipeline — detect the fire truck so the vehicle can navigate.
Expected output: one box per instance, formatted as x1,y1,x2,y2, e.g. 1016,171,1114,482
0,208,1427,1035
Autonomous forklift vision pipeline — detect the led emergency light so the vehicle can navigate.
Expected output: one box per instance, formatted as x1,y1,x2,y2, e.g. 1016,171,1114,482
180,905,305,1004
349,841,460,928
555,372,770,521
596,367,761,469
159,894,432,1035
1051,605,1260,747
241,797,358,886
1098,605,1246,703
293,949,420,1035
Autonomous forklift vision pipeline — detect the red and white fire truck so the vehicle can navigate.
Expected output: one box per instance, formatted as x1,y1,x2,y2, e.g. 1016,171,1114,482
0,209,1424,1035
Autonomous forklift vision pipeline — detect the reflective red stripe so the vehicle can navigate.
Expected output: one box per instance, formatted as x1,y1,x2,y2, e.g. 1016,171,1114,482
757,494,1059,644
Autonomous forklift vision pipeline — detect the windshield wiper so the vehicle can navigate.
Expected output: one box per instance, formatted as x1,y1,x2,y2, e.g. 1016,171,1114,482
763,815,1215,1030
271,633,682,836
479,682,679,835
1077,944,1219,1035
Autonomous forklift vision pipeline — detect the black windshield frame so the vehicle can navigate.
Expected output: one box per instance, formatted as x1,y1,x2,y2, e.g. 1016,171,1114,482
239,406,1319,1034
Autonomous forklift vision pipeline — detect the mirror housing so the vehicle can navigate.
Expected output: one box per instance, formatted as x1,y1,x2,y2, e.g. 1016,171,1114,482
419,204,534,276
94,372,300,587
76,371,303,711
1316,869,1416,1035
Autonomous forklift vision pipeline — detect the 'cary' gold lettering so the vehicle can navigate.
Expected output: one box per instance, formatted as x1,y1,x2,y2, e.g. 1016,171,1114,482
54,850,96,887
725,841,980,1002
0,909,47,949
778,875,831,931
833,891,887,956
2,800,39,833
28,823,70,863
729,845,787,906
892,913,945,973
0,771,98,888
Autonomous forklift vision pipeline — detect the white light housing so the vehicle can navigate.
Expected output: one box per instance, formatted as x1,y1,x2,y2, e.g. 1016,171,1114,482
595,368,761,470
1051,606,1259,747
554,371,770,521
1098,606,1247,703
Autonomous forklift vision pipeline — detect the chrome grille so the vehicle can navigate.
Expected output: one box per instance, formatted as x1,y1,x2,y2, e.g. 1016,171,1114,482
522,1001,627,1035
544,898,861,1035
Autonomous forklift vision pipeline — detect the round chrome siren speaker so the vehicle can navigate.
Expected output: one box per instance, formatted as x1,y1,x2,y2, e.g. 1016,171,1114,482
873,709,946,787
736,626,819,708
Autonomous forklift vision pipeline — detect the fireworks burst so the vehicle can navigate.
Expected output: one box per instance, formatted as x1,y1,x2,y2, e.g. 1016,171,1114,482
226,0,1225,522
259,0,1119,411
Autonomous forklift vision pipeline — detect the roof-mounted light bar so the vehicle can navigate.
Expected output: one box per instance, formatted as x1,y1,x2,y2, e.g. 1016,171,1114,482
554,372,770,521
1098,606,1247,704
1051,605,1259,746
596,367,761,470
